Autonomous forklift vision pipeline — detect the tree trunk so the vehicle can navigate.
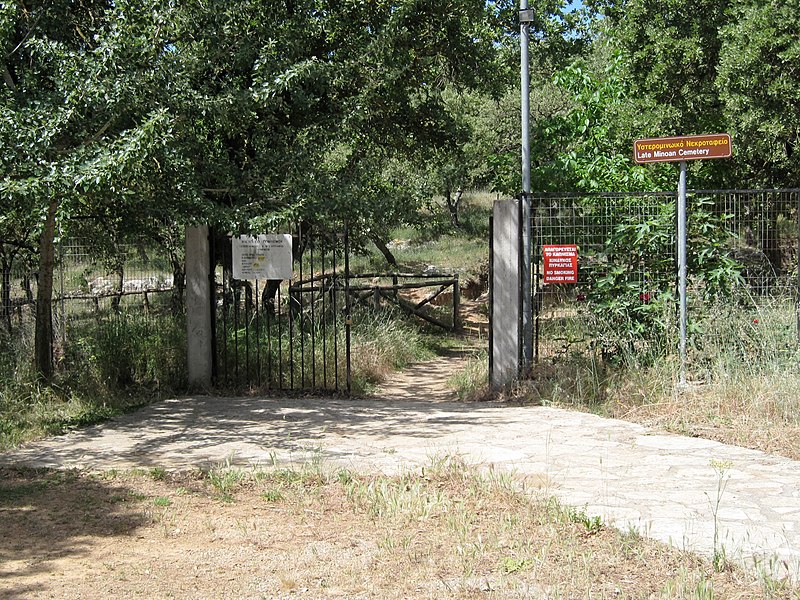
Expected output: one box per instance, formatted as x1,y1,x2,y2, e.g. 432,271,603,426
34,197,58,380
171,257,185,316
260,221,313,314
370,234,398,267
446,188,462,227
111,265,124,313
1,251,13,333
261,279,281,315
23,272,34,303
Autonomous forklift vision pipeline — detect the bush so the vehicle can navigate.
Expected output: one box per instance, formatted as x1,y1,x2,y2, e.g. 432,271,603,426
584,197,742,363
64,312,187,391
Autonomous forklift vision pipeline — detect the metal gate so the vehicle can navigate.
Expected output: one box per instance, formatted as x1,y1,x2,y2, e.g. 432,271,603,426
210,224,352,393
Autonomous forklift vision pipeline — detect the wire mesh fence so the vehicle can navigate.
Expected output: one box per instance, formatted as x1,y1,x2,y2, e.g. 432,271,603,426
0,222,187,389
529,189,800,373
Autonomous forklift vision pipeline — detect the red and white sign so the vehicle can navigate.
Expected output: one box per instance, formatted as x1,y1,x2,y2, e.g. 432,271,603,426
634,133,732,164
543,245,578,284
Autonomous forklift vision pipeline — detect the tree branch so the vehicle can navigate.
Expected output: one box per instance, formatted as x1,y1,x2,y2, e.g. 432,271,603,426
89,118,114,143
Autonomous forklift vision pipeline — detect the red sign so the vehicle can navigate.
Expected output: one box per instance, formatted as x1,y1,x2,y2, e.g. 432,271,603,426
543,245,578,284
634,133,732,164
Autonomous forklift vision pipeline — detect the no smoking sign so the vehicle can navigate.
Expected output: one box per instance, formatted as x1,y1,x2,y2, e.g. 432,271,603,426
543,244,578,284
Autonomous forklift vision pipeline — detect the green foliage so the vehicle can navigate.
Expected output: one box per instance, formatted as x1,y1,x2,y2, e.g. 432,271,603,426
65,312,187,391
600,0,727,135
533,58,673,193
594,0,800,190
584,198,743,361
3,0,521,378
717,0,800,187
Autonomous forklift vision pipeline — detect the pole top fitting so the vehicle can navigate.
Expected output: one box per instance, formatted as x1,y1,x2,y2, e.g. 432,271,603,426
519,9,535,23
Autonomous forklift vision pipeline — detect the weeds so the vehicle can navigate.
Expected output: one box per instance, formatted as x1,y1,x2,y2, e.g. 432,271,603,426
560,504,604,535
708,460,733,572
447,350,489,401
514,299,800,460
205,461,244,502
0,310,184,451
261,489,283,502
149,467,167,481
3,460,793,598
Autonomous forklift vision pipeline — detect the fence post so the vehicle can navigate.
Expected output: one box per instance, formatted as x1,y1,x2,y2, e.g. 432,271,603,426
186,225,213,389
452,273,460,331
490,199,521,390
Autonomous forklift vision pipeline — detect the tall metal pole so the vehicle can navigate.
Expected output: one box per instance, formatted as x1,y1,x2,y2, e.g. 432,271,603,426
520,3,533,372
677,161,688,386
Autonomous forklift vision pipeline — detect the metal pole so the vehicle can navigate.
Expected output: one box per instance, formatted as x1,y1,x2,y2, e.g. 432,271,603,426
677,161,688,386
58,224,66,350
344,224,352,395
520,2,533,372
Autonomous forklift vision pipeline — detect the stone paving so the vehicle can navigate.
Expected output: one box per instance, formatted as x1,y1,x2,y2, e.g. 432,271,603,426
3,394,799,580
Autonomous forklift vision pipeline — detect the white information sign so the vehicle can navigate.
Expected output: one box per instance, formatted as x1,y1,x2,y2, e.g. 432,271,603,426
232,234,293,280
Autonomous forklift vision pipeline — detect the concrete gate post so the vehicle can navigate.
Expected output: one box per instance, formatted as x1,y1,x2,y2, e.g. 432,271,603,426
491,199,521,390
186,225,213,388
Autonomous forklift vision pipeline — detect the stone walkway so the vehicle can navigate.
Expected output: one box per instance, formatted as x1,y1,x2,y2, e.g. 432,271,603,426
3,393,799,580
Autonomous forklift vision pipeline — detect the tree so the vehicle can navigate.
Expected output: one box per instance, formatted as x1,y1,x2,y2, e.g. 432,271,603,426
3,0,523,378
717,0,800,188
532,56,673,193
1,0,179,378
597,0,728,135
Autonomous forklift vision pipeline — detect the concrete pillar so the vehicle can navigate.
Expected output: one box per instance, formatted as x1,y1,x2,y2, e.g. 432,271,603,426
491,199,521,390
186,225,213,389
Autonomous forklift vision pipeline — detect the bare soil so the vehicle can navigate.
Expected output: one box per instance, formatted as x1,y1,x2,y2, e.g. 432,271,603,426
2,465,788,600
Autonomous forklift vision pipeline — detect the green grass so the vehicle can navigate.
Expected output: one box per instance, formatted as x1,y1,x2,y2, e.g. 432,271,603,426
447,350,489,401
347,192,494,279
0,309,186,451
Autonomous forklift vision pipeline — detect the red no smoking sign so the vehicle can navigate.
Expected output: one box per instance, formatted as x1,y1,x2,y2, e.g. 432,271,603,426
543,245,578,284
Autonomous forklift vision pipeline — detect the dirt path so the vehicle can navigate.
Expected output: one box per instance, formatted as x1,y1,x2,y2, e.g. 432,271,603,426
370,296,489,403
370,345,482,403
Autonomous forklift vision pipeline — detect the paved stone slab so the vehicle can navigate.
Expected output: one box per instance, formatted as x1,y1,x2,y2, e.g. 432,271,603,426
3,395,799,580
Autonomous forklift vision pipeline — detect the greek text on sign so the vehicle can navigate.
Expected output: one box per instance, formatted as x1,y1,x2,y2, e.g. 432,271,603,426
543,245,578,284
232,234,293,280
634,133,732,164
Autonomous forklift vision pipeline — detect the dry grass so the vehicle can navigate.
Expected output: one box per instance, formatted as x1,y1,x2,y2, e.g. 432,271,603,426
612,371,800,461
2,458,797,599
447,349,491,401
349,314,435,393
514,354,800,462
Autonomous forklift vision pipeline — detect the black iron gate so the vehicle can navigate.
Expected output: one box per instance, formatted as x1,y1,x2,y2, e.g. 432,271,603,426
210,224,352,393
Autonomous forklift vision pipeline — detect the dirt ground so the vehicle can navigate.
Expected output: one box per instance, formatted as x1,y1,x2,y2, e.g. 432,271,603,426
1,464,783,600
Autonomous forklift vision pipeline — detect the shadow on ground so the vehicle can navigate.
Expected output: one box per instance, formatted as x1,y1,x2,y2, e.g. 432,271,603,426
0,468,150,599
